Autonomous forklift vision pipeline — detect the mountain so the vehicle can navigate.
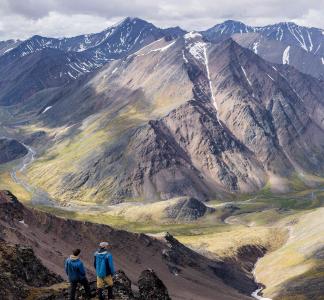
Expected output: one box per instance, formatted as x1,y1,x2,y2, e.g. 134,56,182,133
0,39,22,56
1,17,324,300
0,190,257,299
202,20,324,79
20,33,324,204
83,17,186,62
0,18,186,106
202,20,254,42
0,47,99,106
6,18,185,61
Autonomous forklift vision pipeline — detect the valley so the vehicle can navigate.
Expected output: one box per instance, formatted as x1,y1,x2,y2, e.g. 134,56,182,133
1,137,324,299
0,16,323,300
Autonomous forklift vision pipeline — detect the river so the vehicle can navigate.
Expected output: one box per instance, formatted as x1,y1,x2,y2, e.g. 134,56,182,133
5,136,273,299
9,140,56,207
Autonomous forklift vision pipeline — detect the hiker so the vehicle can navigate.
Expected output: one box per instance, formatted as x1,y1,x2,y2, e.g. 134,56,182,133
94,242,115,300
65,248,91,300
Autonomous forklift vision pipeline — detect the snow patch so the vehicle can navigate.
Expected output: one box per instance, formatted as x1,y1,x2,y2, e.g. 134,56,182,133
150,41,176,53
203,45,218,112
182,50,188,63
3,47,14,54
184,31,202,40
307,31,313,52
267,74,274,81
112,67,118,74
282,46,290,64
67,71,77,79
252,288,272,300
252,41,260,54
241,66,252,87
42,106,52,114
19,219,28,226
188,42,206,62
134,38,163,56
78,43,86,52
287,24,307,51
184,38,222,125
321,57,324,65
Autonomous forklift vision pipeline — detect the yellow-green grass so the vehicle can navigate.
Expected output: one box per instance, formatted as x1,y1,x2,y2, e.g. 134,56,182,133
25,98,159,203
177,226,287,258
0,162,31,202
254,207,324,298
35,204,234,237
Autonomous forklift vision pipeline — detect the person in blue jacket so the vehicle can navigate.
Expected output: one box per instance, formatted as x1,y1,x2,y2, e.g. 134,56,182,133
65,248,91,300
94,242,115,300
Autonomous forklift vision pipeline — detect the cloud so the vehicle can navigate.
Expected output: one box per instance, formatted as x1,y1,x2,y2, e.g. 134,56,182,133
0,0,323,40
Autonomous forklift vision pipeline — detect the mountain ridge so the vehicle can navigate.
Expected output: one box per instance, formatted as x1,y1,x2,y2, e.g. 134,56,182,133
14,35,323,204
0,190,258,299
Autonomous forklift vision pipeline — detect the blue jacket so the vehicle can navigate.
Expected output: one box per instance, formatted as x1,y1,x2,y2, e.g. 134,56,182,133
65,255,87,282
94,249,115,278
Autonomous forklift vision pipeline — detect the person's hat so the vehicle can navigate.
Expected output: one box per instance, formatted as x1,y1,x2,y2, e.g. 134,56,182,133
99,241,109,248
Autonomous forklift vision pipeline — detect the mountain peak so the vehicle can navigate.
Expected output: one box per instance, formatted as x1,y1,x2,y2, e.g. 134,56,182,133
119,16,153,27
223,19,247,26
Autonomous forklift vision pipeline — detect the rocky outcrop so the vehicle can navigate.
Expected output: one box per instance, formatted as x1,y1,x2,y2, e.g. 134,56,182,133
0,240,63,299
112,270,136,299
0,138,27,164
28,269,170,300
138,269,171,300
165,197,215,222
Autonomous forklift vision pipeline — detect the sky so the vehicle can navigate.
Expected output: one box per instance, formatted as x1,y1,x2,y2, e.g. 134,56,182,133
0,0,323,40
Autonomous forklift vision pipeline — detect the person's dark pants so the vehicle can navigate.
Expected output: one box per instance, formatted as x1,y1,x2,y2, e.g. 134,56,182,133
97,286,114,300
69,278,91,300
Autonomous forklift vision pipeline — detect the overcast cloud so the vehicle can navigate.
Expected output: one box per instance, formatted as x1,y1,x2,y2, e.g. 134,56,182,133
0,0,323,40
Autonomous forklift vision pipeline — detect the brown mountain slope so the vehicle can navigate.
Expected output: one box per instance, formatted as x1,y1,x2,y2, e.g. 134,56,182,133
18,35,324,203
0,190,256,300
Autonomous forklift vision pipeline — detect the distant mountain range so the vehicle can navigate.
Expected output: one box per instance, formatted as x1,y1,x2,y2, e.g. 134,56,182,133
0,17,185,105
202,20,324,79
0,17,323,203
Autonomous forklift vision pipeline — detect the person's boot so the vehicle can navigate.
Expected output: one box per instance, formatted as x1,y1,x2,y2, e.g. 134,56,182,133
108,286,114,299
97,288,104,300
